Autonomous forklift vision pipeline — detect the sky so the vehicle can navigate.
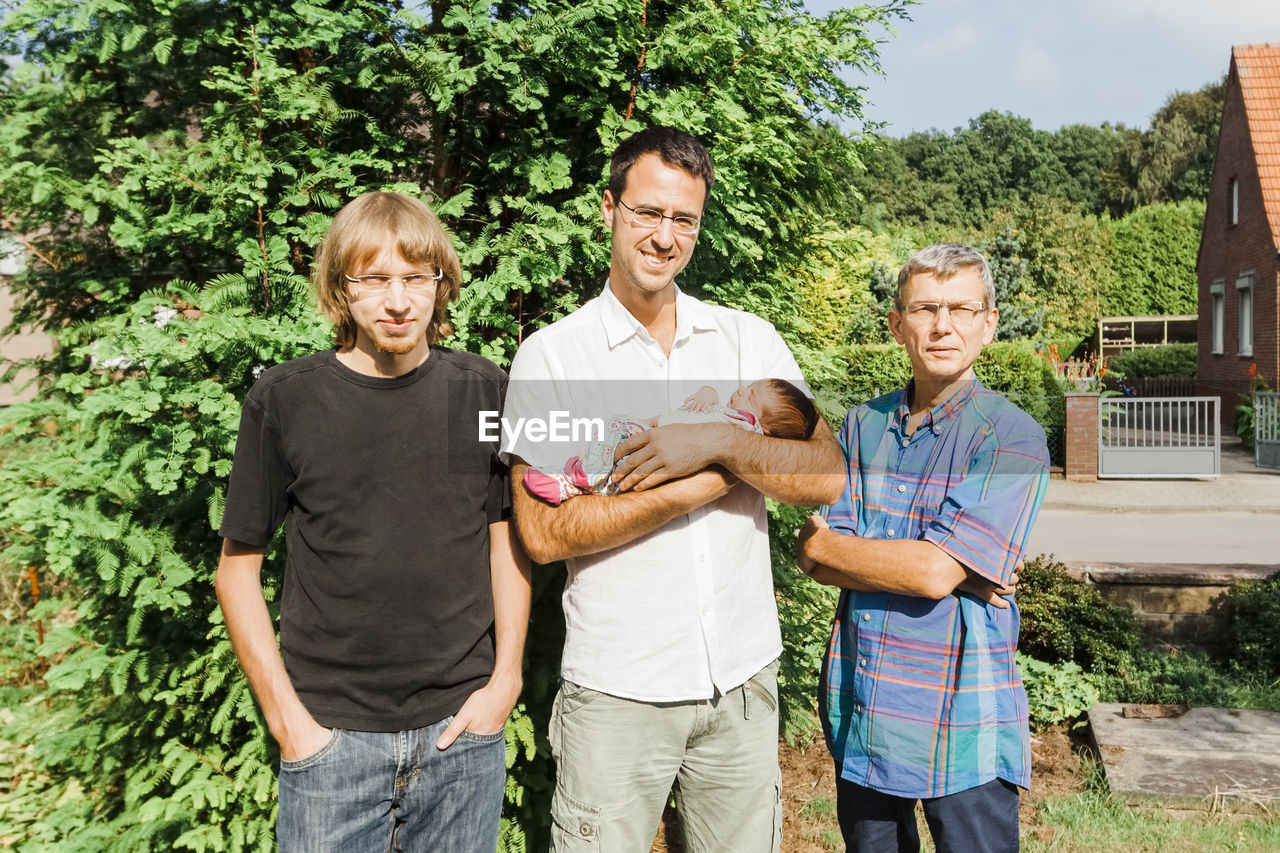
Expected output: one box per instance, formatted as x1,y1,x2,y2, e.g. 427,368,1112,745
807,0,1280,135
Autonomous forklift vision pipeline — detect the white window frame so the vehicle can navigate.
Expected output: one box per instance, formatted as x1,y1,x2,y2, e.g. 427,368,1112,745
1230,177,1240,226
1210,279,1225,354
1237,272,1254,357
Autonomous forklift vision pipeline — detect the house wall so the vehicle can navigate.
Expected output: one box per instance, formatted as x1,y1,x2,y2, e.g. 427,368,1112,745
0,276,54,406
1197,58,1280,419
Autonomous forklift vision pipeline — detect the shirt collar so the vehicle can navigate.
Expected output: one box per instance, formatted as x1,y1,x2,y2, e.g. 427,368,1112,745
599,280,719,349
891,379,982,433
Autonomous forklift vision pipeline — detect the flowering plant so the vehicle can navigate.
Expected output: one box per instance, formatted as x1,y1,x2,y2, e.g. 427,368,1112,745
1236,363,1273,451
1039,343,1106,392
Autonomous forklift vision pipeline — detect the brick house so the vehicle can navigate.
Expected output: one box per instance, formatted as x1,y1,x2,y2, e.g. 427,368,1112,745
1197,43,1280,416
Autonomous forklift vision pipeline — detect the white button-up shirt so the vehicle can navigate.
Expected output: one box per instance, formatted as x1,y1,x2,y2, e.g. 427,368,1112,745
504,283,809,701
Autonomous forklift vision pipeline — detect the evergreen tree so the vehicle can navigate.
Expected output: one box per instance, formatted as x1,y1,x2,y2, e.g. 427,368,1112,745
0,0,907,848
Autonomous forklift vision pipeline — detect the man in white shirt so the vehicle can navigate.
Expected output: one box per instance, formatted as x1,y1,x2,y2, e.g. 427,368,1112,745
504,127,844,852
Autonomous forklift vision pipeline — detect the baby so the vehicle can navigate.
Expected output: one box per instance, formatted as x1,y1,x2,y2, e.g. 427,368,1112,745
523,378,820,505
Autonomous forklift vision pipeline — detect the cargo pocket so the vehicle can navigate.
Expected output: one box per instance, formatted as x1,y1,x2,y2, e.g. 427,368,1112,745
744,661,779,720
550,788,601,850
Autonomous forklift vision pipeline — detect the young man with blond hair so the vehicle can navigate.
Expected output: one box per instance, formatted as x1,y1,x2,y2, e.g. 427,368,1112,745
217,191,529,852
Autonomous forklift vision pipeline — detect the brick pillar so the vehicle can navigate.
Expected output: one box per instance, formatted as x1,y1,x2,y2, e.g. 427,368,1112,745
1064,392,1099,482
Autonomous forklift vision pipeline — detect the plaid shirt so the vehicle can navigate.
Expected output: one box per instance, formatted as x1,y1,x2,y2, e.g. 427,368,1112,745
820,380,1049,798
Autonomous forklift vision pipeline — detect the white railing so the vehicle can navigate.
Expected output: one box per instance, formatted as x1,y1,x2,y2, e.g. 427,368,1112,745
1098,396,1220,478
1257,392,1280,469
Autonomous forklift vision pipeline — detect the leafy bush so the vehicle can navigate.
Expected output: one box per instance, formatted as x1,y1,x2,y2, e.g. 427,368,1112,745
1104,200,1204,317
1018,653,1101,730
1106,343,1197,379
841,344,912,407
1236,397,1257,452
1233,369,1271,452
1223,571,1280,677
1102,647,1280,711
768,502,840,743
977,340,1066,445
977,341,1065,398
1017,555,1142,673
0,290,317,851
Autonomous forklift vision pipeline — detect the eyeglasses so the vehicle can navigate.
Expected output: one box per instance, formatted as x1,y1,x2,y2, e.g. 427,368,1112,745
344,268,443,299
901,301,988,324
615,198,701,235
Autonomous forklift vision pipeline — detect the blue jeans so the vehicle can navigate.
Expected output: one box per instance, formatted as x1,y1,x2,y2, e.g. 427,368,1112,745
276,717,505,853
835,776,1020,853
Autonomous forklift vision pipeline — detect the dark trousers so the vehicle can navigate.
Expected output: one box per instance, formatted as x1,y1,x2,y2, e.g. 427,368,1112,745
835,775,1020,853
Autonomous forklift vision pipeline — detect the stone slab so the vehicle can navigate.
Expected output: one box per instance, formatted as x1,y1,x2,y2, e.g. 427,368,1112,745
1088,702,1280,812
1067,562,1280,586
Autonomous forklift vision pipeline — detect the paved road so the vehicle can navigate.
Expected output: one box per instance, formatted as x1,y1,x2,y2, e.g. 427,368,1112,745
1028,437,1280,566
1027,510,1280,565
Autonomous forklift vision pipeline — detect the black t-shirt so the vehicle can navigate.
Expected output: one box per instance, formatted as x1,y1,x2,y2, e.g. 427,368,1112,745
219,347,510,731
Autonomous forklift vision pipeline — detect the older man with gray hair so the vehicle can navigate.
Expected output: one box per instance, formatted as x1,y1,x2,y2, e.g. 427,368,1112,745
797,242,1049,853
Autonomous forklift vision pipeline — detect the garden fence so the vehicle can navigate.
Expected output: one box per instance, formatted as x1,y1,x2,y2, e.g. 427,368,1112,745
1098,396,1219,478
1123,375,1197,397
1257,392,1280,469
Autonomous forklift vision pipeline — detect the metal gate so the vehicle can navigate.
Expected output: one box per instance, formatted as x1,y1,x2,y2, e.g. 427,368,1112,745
1257,392,1280,469
1098,396,1220,478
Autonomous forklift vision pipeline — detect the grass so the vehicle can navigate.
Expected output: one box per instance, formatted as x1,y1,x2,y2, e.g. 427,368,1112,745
1105,648,1280,711
799,796,836,819
1024,768,1280,852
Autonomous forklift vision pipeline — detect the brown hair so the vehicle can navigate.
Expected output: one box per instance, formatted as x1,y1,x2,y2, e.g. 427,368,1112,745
312,192,462,348
757,379,820,440
608,126,716,203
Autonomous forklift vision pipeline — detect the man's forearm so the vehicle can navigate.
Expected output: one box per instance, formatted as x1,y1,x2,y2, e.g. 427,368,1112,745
511,463,734,564
711,421,845,505
488,520,531,688
215,540,325,755
802,528,967,598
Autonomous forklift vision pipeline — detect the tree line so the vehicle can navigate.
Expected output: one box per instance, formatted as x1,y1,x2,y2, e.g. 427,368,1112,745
803,81,1222,348
0,1,1221,849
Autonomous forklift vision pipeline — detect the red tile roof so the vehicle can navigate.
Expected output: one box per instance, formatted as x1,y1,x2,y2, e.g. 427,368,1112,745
1235,43,1280,249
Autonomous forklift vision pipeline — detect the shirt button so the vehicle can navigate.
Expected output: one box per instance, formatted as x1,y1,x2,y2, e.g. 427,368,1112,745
886,529,895,537
900,438,909,447
858,658,867,667
580,824,593,838
896,484,906,493
862,612,871,621
697,555,706,563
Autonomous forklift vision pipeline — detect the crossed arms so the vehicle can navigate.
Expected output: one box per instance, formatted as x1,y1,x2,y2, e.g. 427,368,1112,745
796,514,1016,608
511,419,845,564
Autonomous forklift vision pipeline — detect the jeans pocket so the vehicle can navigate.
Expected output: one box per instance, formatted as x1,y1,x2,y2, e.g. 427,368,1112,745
550,788,601,849
279,727,341,772
458,727,505,743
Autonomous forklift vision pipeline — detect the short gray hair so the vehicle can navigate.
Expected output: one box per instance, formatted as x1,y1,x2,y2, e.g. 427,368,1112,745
895,243,995,310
